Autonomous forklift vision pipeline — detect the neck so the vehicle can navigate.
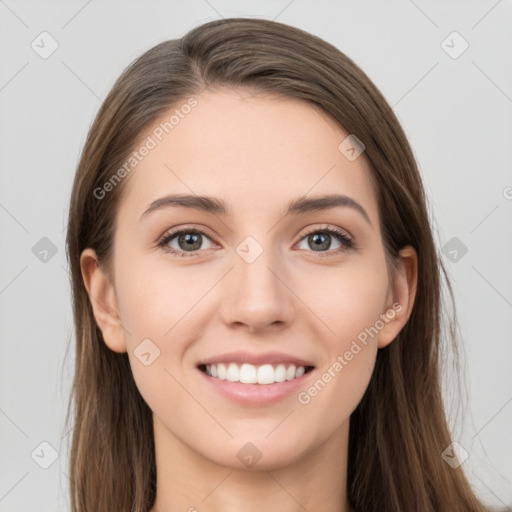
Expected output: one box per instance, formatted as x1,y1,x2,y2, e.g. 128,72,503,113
150,414,352,512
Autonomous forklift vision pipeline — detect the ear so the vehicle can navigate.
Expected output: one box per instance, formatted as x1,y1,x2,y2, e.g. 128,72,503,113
377,245,418,349
80,248,127,353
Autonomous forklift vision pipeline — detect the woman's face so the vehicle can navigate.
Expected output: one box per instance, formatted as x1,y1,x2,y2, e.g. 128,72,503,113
83,87,415,470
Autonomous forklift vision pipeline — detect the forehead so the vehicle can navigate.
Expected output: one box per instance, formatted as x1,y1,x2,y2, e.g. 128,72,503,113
118,88,378,222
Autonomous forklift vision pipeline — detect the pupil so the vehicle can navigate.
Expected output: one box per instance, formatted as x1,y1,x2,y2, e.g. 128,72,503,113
180,233,201,251
310,233,330,251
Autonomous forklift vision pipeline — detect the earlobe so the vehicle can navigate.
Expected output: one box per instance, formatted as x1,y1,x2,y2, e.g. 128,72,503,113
80,248,127,353
377,245,418,349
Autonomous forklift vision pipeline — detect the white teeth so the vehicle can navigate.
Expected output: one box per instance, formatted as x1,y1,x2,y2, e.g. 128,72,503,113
217,363,227,380
274,364,286,383
226,363,239,382
240,363,257,384
285,364,296,381
257,364,274,385
204,362,308,384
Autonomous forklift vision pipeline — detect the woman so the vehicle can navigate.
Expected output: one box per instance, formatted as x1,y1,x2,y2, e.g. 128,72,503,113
65,17,490,512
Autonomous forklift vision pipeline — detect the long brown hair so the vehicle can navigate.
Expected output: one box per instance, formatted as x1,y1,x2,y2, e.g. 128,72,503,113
65,17,489,512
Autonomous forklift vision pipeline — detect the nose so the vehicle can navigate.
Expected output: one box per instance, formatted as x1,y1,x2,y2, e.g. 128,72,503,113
218,242,296,334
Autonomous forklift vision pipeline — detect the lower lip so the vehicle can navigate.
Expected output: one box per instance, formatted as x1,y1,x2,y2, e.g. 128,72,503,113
197,367,315,406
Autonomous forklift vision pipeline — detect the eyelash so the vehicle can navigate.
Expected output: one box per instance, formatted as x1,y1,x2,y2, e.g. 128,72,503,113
157,225,355,259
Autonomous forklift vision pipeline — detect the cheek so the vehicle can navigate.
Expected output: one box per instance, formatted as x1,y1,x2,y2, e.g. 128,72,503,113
292,258,388,417
114,247,210,343
299,256,390,347
114,236,389,422
113,251,216,404
116,266,195,425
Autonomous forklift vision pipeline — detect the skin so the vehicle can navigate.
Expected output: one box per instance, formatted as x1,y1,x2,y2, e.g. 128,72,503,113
81,87,417,512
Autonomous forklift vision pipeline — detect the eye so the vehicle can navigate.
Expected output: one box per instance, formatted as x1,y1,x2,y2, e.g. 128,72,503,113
157,227,216,257
296,225,354,257
157,224,355,258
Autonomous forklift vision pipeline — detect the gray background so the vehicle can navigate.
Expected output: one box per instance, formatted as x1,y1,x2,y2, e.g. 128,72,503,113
1,1,511,510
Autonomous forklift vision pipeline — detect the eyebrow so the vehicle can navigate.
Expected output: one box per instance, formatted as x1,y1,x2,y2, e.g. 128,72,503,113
140,193,372,227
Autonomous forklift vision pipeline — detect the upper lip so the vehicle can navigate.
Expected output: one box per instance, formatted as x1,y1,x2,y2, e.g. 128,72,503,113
197,351,315,368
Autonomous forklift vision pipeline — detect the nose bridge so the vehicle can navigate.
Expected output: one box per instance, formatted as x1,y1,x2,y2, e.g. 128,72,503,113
220,233,294,330
234,233,283,300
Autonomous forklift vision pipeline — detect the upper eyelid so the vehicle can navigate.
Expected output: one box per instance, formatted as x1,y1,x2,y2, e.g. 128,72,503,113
301,224,351,238
158,225,218,245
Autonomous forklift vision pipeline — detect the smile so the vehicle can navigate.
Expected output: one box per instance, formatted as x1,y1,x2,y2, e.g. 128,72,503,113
200,362,314,385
